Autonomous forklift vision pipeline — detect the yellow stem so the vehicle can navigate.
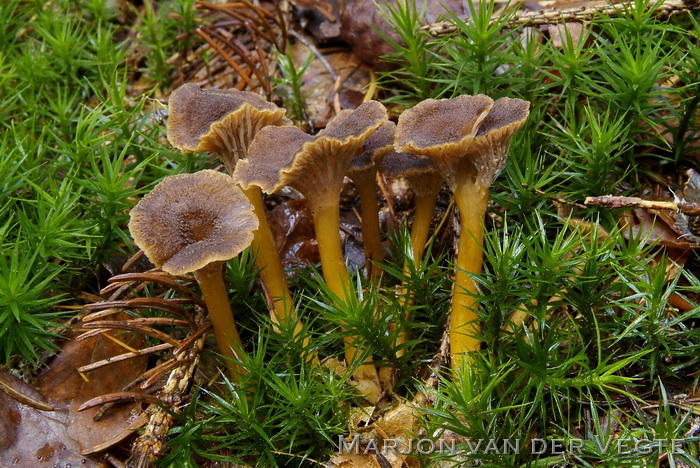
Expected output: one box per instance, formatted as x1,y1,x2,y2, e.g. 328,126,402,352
355,175,384,282
313,201,382,404
451,180,489,374
394,187,441,357
194,262,247,381
410,188,441,268
243,186,315,362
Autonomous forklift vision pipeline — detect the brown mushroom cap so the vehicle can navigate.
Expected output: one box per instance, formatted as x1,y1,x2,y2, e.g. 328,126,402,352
348,120,396,177
381,150,443,198
233,125,314,193
166,83,290,171
235,101,388,209
129,170,259,275
469,97,530,186
394,95,493,189
381,150,437,179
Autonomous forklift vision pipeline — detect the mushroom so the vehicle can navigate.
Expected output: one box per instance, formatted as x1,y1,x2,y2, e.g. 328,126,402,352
395,95,530,372
167,83,289,174
166,84,306,349
381,151,444,268
234,101,389,403
128,170,259,380
347,120,396,281
380,150,444,356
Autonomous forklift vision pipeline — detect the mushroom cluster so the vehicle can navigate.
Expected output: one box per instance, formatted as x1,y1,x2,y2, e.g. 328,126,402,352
235,100,389,403
166,84,308,353
129,83,528,400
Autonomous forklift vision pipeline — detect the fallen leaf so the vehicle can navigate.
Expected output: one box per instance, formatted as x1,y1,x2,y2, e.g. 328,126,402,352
624,208,699,249
548,22,585,48
0,321,148,466
268,198,316,253
39,318,147,449
0,372,102,467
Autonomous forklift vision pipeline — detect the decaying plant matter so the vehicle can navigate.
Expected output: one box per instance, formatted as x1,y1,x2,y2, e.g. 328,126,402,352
194,0,288,94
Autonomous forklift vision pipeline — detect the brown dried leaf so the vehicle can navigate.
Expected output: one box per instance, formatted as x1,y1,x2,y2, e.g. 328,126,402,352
268,198,316,252
284,240,321,267
548,22,585,48
41,327,147,451
288,39,370,128
332,400,423,467
0,372,104,467
267,198,322,268
624,208,699,250
329,452,383,467
0,322,148,466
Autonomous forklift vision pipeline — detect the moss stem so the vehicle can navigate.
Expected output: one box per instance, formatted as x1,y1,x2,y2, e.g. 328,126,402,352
394,185,441,357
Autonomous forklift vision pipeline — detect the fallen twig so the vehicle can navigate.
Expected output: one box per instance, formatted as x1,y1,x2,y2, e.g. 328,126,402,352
585,194,700,215
423,0,700,37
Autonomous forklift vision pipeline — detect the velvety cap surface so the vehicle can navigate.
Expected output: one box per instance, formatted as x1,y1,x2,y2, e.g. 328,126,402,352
235,101,389,206
394,95,493,188
470,97,530,186
475,97,530,139
234,125,314,193
380,150,437,178
129,170,258,275
395,95,493,152
349,120,396,174
167,84,284,151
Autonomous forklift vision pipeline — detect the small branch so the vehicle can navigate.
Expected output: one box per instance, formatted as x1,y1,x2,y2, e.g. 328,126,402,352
585,195,700,215
422,0,700,37
77,392,167,412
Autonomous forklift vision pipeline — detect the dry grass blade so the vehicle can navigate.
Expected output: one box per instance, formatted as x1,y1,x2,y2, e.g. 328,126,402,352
125,298,197,328
193,0,287,93
0,375,54,411
81,321,183,347
195,28,257,90
106,272,205,307
77,343,175,374
206,25,269,91
83,298,196,330
77,391,168,412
